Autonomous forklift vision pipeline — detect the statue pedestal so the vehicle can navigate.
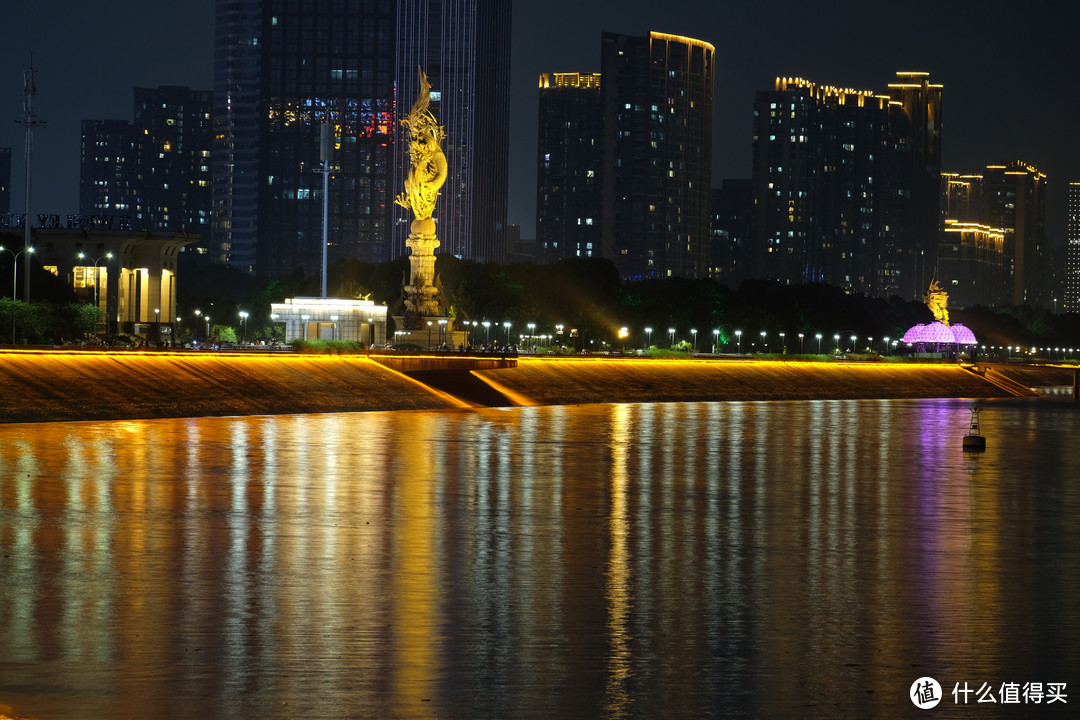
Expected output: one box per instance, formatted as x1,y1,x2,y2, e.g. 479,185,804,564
405,231,440,317
392,315,468,350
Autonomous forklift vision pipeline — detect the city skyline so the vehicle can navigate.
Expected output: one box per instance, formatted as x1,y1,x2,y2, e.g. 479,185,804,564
1,0,1076,247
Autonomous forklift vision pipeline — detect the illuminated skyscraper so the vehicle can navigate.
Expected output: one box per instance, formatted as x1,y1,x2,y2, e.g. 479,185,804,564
983,161,1047,307
887,72,943,299
599,31,714,280
395,0,512,263
213,0,398,277
750,72,941,299
80,87,212,241
937,173,1006,308
1062,182,1079,312
536,72,602,262
213,1,510,277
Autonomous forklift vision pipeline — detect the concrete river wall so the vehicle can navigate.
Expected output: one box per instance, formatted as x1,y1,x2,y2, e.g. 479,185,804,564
0,350,1070,424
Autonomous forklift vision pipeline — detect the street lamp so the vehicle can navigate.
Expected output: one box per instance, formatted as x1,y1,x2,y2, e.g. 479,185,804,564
833,334,840,353
668,327,675,347
816,333,822,354
427,320,433,349
329,314,338,341
483,320,491,344
205,315,212,341
850,335,857,353
503,321,512,346
735,329,742,353
713,328,719,353
240,310,249,343
691,328,697,353
439,318,448,347
798,332,804,353
780,332,786,354
0,245,36,305
527,322,535,346
77,251,113,334
760,330,766,352
645,326,652,348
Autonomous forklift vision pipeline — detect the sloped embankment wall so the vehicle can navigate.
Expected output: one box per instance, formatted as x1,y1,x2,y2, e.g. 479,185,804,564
474,358,1023,406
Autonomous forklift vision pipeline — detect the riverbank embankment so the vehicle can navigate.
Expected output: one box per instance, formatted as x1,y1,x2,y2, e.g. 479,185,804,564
0,350,1071,424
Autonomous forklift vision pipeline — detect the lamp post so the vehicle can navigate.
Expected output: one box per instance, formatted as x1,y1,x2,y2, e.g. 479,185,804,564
713,328,719,353
668,327,675,348
780,332,786,354
427,320,433,349
205,315,212,340
760,330,766,352
735,329,742,354
154,308,160,344
483,321,490,344
645,326,652,349
439,318,447,347
691,328,698,354
850,335,856,353
329,314,338,341
503,321,512,346
833,333,840,353
77,251,112,336
194,309,202,341
527,322,535,347
240,310,249,343
270,313,279,343
1,245,34,344
798,332,805,354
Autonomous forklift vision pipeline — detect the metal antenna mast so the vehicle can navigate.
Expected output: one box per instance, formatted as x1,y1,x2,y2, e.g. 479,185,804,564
15,56,46,302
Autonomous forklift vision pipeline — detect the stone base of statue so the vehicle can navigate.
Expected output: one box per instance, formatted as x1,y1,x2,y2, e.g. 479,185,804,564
404,225,440,317
391,315,468,350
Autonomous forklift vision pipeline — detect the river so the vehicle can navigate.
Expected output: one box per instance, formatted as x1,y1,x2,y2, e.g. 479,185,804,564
1,396,1077,719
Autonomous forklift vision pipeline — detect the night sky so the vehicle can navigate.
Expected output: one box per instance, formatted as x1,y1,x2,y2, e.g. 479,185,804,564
2,0,1076,242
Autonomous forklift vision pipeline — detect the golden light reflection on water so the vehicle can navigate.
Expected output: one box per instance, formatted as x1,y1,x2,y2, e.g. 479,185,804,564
0,399,1077,719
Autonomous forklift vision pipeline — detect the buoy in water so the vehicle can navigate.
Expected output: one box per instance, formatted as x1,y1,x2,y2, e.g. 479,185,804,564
963,407,986,451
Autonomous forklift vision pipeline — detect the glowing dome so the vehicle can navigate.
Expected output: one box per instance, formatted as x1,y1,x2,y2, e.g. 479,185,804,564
902,322,978,346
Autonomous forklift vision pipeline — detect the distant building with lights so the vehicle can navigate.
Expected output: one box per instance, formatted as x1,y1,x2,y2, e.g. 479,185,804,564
599,31,715,280
1064,182,1080,312
750,72,941,299
269,297,388,345
394,0,512,263
213,0,511,278
536,72,603,262
709,179,752,287
983,161,1048,307
80,87,213,250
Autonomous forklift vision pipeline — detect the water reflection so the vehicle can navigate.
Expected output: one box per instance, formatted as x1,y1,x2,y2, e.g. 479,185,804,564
0,398,1077,719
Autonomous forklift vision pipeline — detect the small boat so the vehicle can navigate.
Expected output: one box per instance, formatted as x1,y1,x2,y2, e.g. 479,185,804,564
963,407,986,451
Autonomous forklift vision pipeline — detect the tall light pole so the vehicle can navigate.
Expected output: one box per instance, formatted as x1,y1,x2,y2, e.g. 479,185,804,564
503,321,512,346
78,251,112,335
668,327,675,347
0,245,32,344
780,332,786,354
691,328,698,353
17,59,46,303
735,329,742,353
760,330,767,352
799,332,805,353
713,328,719,353
816,333,823,354
240,310,249,343
645,326,652,349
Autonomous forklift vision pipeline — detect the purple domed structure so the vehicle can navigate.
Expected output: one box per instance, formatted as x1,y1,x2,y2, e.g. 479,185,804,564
902,321,977,350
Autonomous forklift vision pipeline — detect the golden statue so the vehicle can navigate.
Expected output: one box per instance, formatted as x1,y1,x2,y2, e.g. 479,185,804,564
396,68,447,234
924,274,950,326
397,68,446,318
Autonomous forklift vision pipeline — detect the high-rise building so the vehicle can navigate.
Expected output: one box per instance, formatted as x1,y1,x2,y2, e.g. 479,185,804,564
1066,182,1080,313
80,119,139,219
599,31,714,280
213,0,510,278
937,173,1006,308
983,161,1048,307
750,72,941,299
81,87,212,247
536,72,603,262
0,147,11,216
888,72,943,299
751,77,904,296
394,0,512,263
709,179,752,288
132,87,214,238
213,0,398,278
